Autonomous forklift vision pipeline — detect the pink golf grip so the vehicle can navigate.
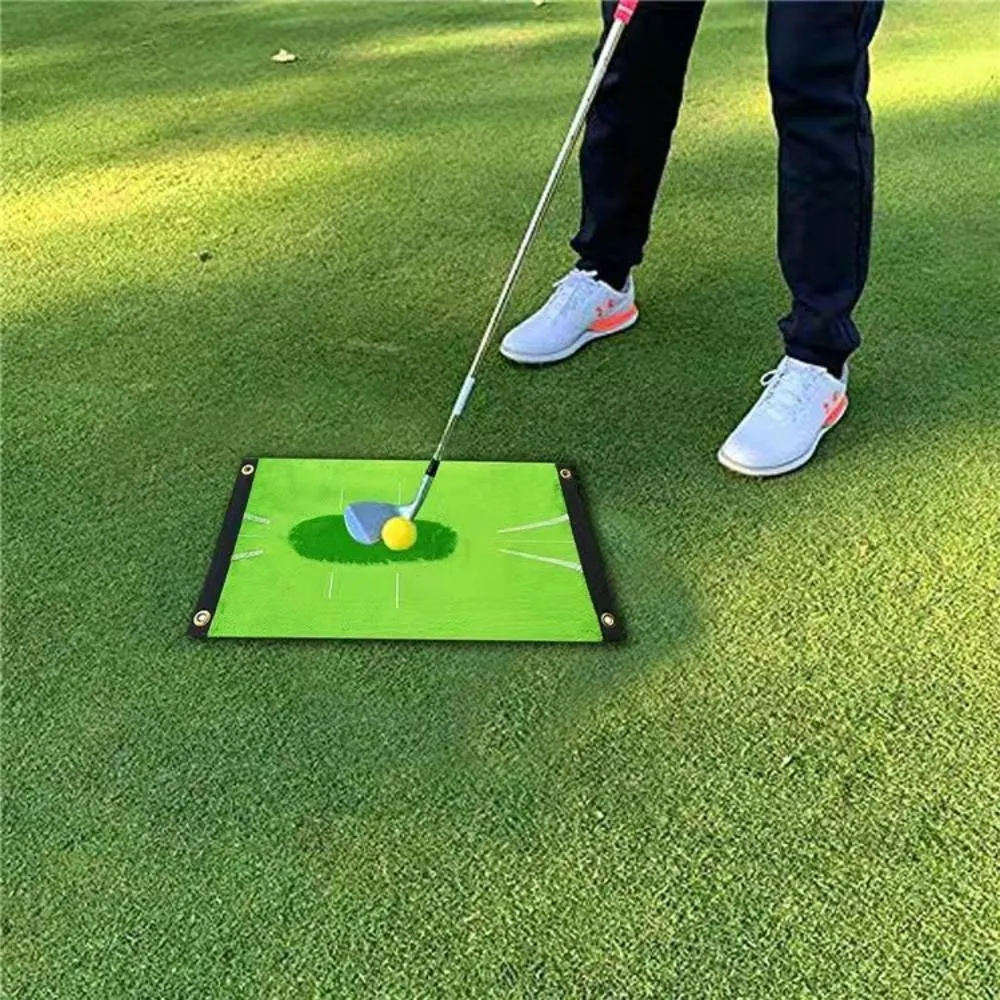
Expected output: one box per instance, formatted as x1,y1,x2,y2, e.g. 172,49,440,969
613,0,639,24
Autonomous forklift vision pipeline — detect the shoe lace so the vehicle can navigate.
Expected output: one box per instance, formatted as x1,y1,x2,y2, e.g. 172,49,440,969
758,362,822,423
546,269,601,316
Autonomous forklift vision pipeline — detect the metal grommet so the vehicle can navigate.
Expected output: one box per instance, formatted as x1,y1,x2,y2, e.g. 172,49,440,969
193,610,212,627
559,468,572,480
241,463,255,476
600,612,616,628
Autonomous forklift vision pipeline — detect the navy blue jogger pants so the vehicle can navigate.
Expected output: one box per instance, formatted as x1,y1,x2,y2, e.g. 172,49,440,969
572,0,884,372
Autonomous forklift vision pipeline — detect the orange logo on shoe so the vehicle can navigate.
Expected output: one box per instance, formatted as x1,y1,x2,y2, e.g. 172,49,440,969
594,299,622,321
822,392,848,427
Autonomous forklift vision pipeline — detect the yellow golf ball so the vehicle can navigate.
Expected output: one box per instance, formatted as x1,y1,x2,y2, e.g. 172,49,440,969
381,516,417,551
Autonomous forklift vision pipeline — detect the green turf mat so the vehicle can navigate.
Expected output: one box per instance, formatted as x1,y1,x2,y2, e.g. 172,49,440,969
190,459,622,642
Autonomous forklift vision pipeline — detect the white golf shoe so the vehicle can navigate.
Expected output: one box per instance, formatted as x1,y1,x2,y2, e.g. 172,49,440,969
718,356,849,477
500,268,638,365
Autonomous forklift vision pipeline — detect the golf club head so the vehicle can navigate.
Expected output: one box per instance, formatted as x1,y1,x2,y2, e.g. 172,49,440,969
344,501,400,545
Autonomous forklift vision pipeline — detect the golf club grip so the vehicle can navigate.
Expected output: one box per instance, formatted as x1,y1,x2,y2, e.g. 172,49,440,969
614,0,639,23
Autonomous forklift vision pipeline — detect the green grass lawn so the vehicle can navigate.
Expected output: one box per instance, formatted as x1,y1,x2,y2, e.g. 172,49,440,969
2,1,998,996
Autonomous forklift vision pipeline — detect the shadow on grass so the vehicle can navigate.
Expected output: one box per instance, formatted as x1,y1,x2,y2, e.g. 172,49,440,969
288,514,457,565
0,1,593,122
1,1,767,187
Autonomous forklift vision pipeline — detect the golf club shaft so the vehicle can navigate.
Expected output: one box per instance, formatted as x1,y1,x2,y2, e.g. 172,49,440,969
409,3,636,517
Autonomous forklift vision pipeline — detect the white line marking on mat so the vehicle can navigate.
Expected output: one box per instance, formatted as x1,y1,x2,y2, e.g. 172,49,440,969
395,573,400,609
497,514,570,534
243,513,271,525
500,549,582,572
232,549,265,561
327,573,334,599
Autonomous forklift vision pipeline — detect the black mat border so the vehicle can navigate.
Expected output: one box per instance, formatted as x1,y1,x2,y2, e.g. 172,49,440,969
557,465,625,642
188,457,258,639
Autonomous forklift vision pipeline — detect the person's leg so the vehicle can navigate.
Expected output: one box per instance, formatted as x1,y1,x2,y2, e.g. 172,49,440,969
571,0,705,290
500,0,704,364
768,0,884,376
717,1,882,478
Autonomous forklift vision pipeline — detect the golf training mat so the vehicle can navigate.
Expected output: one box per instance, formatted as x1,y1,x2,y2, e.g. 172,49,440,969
190,459,623,643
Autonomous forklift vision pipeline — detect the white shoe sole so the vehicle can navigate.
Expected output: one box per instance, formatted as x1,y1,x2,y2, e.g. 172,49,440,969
717,398,849,478
499,310,638,365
